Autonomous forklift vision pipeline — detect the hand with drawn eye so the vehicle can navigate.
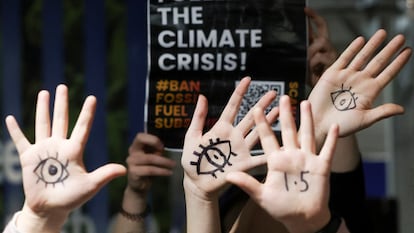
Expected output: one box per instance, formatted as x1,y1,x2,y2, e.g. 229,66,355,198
226,95,340,233
308,29,412,148
305,7,338,87
5,85,126,233
181,77,279,200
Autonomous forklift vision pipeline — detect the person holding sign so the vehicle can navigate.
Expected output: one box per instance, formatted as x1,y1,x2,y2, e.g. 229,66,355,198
2,85,127,233
112,133,176,233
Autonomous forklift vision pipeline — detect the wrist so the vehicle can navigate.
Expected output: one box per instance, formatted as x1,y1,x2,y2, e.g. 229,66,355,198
282,208,332,233
122,186,149,213
314,212,342,233
183,175,218,202
119,203,151,222
17,204,68,233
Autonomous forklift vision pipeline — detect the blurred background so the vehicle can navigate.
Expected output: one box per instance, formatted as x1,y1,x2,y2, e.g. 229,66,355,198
0,0,413,232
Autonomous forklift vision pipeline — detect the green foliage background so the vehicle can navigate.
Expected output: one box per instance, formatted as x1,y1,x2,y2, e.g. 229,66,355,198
1,1,177,231
21,0,130,211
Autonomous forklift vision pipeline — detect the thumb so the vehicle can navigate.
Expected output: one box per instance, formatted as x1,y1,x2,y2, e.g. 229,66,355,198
226,171,263,200
365,104,404,126
89,164,127,188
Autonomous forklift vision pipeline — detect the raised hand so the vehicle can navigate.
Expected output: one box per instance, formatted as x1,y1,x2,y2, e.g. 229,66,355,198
5,85,126,232
305,7,338,87
126,133,176,195
181,77,279,199
308,29,412,140
226,95,339,233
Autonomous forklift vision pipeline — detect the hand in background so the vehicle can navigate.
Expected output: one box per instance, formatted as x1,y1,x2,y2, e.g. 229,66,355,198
125,132,176,196
305,7,338,87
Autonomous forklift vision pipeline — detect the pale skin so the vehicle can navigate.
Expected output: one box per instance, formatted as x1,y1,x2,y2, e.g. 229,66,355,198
181,76,279,233
228,29,412,233
308,29,411,142
305,7,338,87
305,7,359,173
112,133,176,233
4,85,126,233
226,96,341,233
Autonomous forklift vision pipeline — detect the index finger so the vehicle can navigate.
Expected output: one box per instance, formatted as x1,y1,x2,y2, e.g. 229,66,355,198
129,133,164,154
253,107,280,153
218,76,251,123
305,7,328,38
186,94,208,139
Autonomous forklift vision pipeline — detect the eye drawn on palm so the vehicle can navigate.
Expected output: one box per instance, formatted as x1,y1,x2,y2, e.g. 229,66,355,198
308,29,412,137
182,77,279,196
226,96,339,222
5,85,126,214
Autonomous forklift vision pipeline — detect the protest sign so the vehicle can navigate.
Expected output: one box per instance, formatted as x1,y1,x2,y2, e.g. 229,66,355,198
147,0,308,150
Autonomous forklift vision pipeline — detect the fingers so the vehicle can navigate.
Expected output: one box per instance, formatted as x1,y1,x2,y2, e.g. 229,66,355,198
364,34,406,78
305,7,328,38
299,101,315,153
5,116,30,155
319,124,339,166
129,133,164,154
330,36,365,70
253,107,280,153
186,94,208,139
127,153,176,172
226,171,262,200
245,107,279,149
70,96,97,148
35,90,51,141
236,90,277,136
219,76,251,123
376,47,412,87
52,85,70,138
129,164,174,177
348,29,387,71
279,95,299,149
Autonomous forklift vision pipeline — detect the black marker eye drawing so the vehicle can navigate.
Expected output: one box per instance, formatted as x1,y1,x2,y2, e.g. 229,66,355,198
330,84,358,111
190,138,237,178
34,152,69,187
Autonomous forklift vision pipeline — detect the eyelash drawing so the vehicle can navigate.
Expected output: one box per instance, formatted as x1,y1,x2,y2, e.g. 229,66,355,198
190,138,237,178
33,152,69,187
330,84,358,111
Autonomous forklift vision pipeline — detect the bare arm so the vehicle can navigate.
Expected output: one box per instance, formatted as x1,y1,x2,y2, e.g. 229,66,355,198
112,133,175,233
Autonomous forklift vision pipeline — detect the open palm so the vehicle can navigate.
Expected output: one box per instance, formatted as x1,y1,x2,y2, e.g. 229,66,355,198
226,96,339,233
181,77,279,198
308,29,412,138
5,85,126,216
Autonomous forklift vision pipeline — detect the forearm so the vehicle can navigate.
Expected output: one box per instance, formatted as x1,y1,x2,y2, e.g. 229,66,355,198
184,179,221,233
112,186,148,233
331,134,360,172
